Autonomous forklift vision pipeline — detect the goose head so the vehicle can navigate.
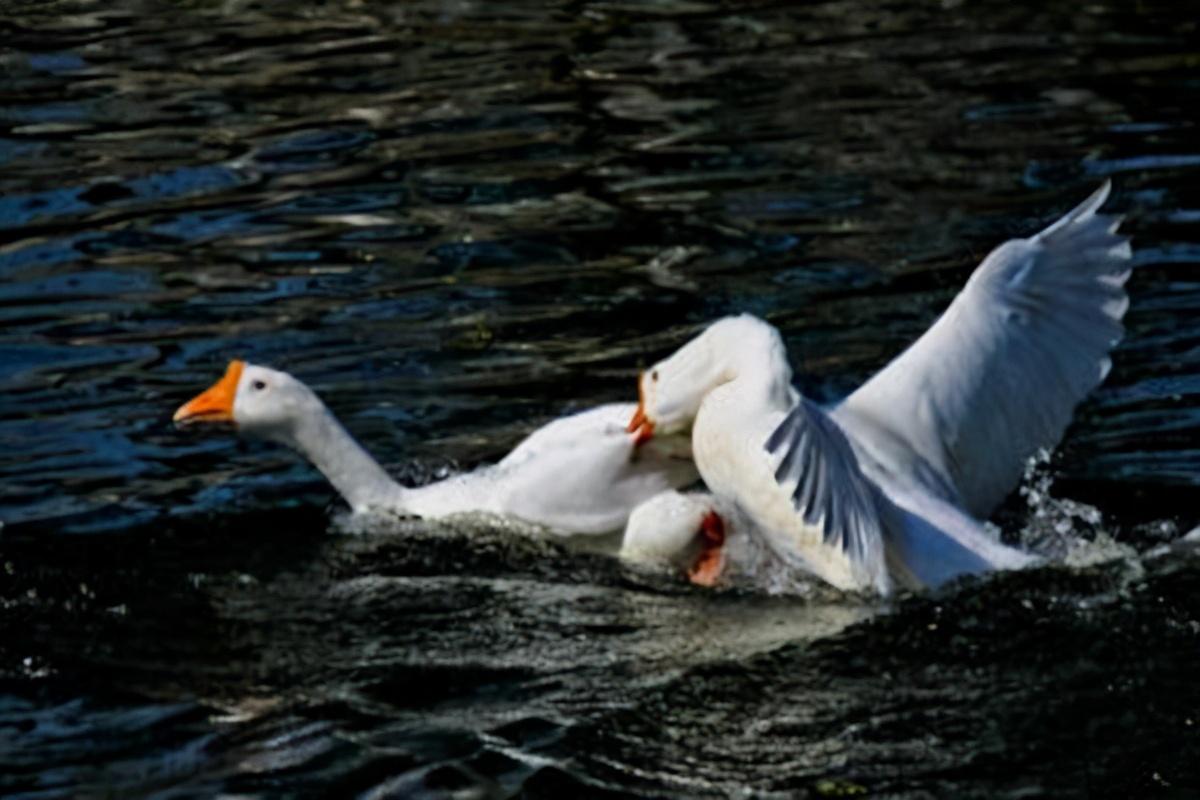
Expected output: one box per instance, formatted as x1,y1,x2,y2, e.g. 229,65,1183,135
173,361,402,513
620,491,727,586
173,360,323,446
627,314,792,442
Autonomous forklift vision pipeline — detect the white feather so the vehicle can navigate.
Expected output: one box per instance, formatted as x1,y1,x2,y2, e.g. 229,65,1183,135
834,180,1132,517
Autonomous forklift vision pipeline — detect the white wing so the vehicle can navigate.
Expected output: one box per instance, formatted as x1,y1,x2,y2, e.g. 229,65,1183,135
764,397,889,590
834,181,1132,517
495,403,698,535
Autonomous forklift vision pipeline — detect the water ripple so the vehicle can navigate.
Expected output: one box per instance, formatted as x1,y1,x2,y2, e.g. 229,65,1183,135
1,0,1199,796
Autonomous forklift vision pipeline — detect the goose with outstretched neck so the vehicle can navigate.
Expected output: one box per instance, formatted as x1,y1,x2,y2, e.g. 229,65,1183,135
624,182,1130,594
174,361,697,535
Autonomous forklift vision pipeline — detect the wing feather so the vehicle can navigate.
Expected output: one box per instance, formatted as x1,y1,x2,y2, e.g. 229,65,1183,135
834,181,1132,517
765,398,887,575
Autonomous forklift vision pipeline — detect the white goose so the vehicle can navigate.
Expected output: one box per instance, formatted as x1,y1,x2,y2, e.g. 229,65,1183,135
173,361,698,535
620,490,730,585
620,488,1035,593
626,182,1131,594
620,490,786,589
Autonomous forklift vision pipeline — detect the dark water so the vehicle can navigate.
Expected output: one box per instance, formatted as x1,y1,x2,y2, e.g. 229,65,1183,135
2,0,1199,796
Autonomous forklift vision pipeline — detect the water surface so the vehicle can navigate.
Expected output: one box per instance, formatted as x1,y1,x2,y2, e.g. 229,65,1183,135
2,0,1199,797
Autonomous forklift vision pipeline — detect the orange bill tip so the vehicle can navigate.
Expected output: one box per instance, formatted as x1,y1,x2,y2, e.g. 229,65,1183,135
688,553,723,587
688,511,726,587
700,511,726,546
632,419,655,446
173,360,245,426
627,370,655,445
627,371,647,433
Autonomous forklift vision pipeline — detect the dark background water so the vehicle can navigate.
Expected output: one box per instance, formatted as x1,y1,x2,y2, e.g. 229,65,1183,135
2,0,1199,797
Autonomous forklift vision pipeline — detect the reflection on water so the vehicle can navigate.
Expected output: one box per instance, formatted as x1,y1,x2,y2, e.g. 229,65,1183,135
2,0,1199,796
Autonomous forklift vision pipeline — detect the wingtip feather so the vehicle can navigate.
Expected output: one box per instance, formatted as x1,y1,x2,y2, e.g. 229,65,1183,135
1035,180,1116,241
1083,179,1113,216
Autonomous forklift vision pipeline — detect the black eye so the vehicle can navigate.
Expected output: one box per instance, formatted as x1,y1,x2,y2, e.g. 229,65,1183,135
252,380,267,391
651,370,659,382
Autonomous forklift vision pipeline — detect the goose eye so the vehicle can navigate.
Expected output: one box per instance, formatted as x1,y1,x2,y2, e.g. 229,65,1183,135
252,380,267,391
651,370,659,382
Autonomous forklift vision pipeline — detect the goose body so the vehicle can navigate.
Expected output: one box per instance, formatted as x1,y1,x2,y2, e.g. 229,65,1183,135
627,182,1130,594
174,362,697,535
621,484,1036,593
620,488,1034,593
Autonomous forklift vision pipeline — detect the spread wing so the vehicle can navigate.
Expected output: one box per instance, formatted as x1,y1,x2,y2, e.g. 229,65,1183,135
765,396,889,590
834,181,1132,517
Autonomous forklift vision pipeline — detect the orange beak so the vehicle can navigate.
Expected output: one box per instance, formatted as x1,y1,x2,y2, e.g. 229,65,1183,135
687,511,726,587
173,360,245,427
626,371,655,446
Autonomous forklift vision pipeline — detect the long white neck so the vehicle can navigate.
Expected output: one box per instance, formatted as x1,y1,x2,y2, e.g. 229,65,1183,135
713,324,797,413
288,407,408,513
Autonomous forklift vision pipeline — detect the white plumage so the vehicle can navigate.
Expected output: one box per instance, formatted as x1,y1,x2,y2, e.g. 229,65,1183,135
836,180,1131,518
174,361,697,535
626,182,1130,593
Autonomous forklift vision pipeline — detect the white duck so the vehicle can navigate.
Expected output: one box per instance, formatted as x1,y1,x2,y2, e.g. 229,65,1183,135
173,361,698,535
626,181,1130,594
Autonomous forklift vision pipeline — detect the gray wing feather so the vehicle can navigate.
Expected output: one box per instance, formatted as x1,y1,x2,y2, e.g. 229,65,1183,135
765,397,885,565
